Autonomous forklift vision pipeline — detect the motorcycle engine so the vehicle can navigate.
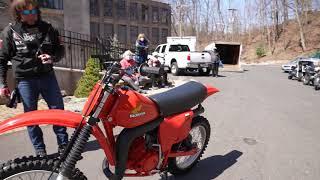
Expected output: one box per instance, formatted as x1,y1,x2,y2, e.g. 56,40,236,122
127,136,159,173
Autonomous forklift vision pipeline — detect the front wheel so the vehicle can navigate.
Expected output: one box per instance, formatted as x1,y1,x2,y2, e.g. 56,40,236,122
0,156,87,180
171,62,183,76
168,116,210,175
297,73,303,82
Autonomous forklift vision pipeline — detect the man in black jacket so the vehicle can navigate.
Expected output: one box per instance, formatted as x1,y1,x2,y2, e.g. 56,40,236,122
0,0,68,157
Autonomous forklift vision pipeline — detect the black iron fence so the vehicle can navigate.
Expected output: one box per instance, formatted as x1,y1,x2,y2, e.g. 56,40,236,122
56,29,155,70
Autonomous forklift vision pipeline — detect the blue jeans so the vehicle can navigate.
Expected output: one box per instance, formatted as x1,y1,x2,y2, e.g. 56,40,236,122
18,72,68,152
136,55,147,65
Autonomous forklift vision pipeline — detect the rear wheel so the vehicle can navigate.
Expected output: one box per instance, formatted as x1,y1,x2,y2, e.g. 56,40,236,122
168,116,210,175
0,156,87,180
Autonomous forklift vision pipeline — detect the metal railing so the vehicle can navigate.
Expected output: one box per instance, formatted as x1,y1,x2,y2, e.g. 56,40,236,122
56,29,155,70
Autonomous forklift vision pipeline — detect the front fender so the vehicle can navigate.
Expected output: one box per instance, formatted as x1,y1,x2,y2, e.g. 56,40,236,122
0,110,116,165
0,110,84,134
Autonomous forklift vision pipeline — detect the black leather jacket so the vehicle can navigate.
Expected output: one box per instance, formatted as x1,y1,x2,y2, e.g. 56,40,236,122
0,20,64,88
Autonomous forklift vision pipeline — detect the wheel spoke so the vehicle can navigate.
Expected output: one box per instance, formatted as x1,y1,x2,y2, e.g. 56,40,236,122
4,170,59,180
175,124,207,169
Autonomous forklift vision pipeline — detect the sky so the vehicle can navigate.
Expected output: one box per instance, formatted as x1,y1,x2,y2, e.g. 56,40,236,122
224,0,246,9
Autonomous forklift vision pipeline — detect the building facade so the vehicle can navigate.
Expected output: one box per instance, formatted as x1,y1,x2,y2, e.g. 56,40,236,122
0,0,11,29
38,0,171,46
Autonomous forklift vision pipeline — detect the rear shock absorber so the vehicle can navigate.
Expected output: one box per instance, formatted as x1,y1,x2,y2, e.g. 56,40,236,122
57,124,92,179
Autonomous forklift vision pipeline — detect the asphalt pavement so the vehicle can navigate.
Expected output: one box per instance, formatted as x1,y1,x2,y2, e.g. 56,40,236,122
1,65,320,180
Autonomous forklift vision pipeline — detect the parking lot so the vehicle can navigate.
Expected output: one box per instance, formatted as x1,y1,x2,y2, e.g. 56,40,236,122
0,65,320,180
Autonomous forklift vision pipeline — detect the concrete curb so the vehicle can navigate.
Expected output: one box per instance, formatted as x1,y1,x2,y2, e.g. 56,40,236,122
241,60,289,66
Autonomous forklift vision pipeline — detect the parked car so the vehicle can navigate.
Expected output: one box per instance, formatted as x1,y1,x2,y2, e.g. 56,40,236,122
282,57,302,72
152,43,212,76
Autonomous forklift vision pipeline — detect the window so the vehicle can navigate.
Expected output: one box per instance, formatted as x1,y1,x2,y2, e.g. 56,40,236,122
141,4,149,22
169,45,190,52
117,0,126,19
142,27,149,39
118,25,127,44
104,23,114,39
0,1,7,9
155,46,161,53
129,3,138,21
161,29,168,43
152,7,159,23
39,0,63,10
161,45,167,53
104,0,113,17
90,22,100,38
152,28,159,44
90,0,99,16
130,26,138,44
161,8,170,24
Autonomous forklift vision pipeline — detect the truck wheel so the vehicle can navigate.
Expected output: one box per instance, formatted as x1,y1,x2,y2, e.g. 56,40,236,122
199,68,210,76
171,62,182,76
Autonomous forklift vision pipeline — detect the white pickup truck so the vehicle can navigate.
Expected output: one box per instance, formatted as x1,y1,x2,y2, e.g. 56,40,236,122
152,43,212,76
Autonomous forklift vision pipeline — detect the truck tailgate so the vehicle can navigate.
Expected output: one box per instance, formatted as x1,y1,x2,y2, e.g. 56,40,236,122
190,52,212,63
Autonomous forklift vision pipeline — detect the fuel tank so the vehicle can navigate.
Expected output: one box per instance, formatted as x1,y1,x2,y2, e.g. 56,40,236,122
109,89,159,128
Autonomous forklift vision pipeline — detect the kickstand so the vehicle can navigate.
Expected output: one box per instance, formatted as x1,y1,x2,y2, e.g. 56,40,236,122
160,170,169,180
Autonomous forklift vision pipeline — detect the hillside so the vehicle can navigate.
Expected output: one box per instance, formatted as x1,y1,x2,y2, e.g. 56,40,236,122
241,11,320,63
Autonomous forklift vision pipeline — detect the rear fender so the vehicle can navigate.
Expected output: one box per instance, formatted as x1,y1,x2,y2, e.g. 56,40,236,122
205,85,219,97
0,110,116,165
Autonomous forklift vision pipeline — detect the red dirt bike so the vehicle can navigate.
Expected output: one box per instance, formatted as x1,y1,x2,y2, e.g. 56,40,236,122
0,62,219,180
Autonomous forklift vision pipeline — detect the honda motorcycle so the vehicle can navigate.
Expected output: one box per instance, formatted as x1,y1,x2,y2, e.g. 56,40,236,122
302,65,316,85
314,69,320,91
0,62,218,180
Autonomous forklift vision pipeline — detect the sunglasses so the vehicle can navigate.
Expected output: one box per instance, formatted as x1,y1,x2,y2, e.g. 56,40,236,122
20,9,38,15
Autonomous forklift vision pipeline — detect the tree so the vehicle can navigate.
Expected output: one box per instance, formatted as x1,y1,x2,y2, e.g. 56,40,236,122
293,0,307,51
74,58,102,98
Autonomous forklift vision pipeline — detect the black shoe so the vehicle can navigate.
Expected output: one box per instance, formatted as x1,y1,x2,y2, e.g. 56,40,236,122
36,149,47,157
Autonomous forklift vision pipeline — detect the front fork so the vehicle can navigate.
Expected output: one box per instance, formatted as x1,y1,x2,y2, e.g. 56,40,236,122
57,118,98,179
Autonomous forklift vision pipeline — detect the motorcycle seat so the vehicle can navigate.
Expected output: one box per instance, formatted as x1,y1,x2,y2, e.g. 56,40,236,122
149,81,207,117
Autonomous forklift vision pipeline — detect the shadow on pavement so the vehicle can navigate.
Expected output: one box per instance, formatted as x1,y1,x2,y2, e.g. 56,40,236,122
165,150,243,180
